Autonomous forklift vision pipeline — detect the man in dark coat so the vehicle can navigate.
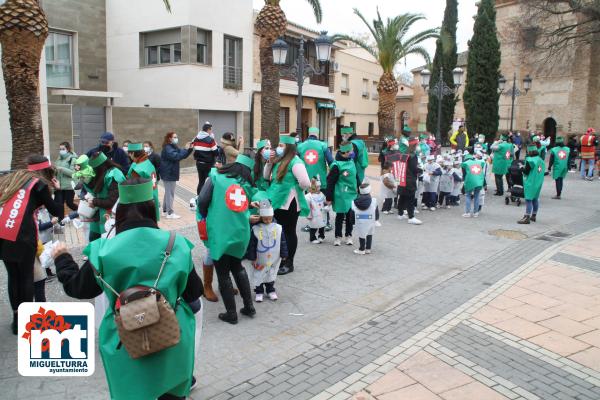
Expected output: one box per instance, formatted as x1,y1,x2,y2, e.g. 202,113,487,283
86,132,130,173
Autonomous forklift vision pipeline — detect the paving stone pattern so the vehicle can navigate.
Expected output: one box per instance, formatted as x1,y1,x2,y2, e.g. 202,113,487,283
438,322,600,400
551,252,600,273
217,215,600,399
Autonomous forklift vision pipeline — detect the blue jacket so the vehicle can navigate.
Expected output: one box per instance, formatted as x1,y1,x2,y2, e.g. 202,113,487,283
160,143,193,181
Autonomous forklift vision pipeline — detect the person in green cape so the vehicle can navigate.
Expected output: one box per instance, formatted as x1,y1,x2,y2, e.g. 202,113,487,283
461,153,486,218
197,153,259,323
491,134,514,196
548,136,570,200
52,177,203,400
340,126,369,183
518,144,546,224
264,134,311,275
127,143,160,221
325,141,360,246
85,152,126,242
253,138,273,192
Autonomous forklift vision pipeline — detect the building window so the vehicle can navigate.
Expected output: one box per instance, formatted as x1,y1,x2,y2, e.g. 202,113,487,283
279,108,290,133
350,122,357,133
45,31,74,88
362,79,369,98
372,81,379,100
142,28,182,66
522,27,539,50
224,35,243,89
368,122,374,136
197,28,211,64
341,73,349,94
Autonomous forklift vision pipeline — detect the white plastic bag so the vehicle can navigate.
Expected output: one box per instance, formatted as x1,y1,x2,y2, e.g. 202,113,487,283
33,257,47,282
40,241,58,269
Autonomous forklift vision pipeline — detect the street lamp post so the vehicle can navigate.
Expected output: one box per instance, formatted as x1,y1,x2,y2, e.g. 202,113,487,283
420,66,464,144
498,72,532,132
272,32,333,136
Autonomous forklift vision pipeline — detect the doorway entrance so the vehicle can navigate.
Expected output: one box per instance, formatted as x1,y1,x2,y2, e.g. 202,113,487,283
543,117,557,146
301,109,312,140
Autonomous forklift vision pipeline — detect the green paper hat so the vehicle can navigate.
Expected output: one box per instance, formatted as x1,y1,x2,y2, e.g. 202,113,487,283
419,134,428,139
118,180,154,204
527,145,538,152
75,154,89,168
256,139,270,150
463,154,473,161
308,127,319,135
89,152,107,168
340,143,353,152
128,142,143,151
500,134,508,141
403,125,412,132
279,135,296,145
236,154,255,169
531,135,540,143
555,136,564,144
340,126,354,135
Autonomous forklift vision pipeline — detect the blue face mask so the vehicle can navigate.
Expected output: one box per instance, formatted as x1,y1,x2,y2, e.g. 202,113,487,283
262,149,271,161
276,147,285,157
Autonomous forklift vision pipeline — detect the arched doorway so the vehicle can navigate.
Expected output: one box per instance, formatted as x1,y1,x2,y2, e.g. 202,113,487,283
543,117,557,146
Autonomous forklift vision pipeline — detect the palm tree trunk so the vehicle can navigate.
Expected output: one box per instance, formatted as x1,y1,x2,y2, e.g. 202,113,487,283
377,72,399,138
259,36,281,145
0,0,48,170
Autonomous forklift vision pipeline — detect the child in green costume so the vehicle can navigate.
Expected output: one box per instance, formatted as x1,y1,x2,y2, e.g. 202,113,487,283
548,136,570,199
518,145,546,224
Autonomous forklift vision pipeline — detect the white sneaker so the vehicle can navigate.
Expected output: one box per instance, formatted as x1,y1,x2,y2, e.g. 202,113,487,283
414,209,420,214
383,211,389,215
311,239,320,244
398,214,408,220
255,293,263,302
473,212,479,218
345,237,353,245
365,249,372,254
162,210,167,216
268,292,278,301
318,238,324,243
429,207,436,211
353,249,366,255
375,221,382,227
446,205,451,209
421,204,427,210
166,213,181,219
462,213,472,218
408,217,422,225
334,238,341,246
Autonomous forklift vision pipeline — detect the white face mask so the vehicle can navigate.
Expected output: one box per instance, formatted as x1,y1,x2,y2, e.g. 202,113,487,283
59,149,67,156
144,146,151,153
172,137,179,144
122,146,128,153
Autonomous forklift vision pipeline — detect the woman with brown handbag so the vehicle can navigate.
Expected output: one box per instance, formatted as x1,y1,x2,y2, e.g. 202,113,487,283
52,177,203,400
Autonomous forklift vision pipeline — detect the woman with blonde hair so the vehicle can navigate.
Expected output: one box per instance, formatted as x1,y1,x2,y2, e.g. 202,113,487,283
0,155,63,334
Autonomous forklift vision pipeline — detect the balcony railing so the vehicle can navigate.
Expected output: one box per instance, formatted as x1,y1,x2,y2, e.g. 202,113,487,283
223,65,242,90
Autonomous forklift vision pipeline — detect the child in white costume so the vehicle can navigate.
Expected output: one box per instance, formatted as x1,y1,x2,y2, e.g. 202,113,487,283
450,160,463,206
351,182,379,255
438,161,454,209
246,200,288,302
305,178,328,243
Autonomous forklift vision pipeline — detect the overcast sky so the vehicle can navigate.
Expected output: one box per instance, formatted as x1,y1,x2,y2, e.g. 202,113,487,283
252,0,478,74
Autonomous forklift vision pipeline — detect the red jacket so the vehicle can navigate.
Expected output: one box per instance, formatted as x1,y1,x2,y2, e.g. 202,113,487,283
580,134,597,160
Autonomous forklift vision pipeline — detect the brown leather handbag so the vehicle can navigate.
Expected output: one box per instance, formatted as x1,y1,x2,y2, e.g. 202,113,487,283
94,232,181,359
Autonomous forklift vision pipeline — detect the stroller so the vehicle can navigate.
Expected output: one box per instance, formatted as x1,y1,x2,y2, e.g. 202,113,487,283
505,160,524,206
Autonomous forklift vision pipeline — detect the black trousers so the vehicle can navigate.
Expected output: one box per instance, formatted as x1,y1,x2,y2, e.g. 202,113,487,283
196,164,211,195
274,199,300,262
54,189,77,219
398,190,415,219
494,174,506,194
555,177,563,196
382,198,393,212
438,191,450,206
335,210,354,238
4,250,36,311
359,235,373,250
214,254,253,314
309,227,325,241
422,192,437,208
255,281,275,294
34,280,46,302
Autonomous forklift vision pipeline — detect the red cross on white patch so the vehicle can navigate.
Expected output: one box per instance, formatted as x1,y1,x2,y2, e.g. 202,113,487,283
151,172,157,189
225,184,248,212
505,151,511,160
342,170,349,177
558,150,567,160
470,164,482,175
304,149,319,165
538,165,543,173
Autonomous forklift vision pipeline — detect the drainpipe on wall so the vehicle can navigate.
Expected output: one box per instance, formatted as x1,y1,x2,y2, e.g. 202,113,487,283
248,90,256,149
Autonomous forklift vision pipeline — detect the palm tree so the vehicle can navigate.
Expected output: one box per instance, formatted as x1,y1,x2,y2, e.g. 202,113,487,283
255,0,323,144
334,9,438,137
0,0,48,169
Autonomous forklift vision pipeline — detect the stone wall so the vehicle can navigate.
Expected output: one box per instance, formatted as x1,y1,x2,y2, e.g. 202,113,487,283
112,107,199,168
47,104,73,158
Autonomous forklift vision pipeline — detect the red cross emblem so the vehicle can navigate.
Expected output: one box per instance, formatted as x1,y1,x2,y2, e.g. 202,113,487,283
304,149,319,165
342,170,349,177
470,164,482,175
151,172,157,189
505,151,511,160
538,165,543,173
225,184,248,212
558,150,567,160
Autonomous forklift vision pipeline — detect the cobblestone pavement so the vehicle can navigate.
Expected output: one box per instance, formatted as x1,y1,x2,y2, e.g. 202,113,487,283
1,168,600,399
